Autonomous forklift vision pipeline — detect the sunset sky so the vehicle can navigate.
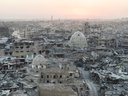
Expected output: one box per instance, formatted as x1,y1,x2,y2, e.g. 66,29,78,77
0,0,128,19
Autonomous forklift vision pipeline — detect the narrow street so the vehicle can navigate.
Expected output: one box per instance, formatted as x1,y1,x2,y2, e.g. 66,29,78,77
78,68,98,96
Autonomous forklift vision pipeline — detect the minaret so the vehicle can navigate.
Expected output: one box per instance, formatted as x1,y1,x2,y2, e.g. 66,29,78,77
51,16,53,21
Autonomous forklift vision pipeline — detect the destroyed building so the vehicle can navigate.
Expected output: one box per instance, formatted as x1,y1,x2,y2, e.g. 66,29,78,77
23,54,88,96
97,36,117,48
0,26,10,38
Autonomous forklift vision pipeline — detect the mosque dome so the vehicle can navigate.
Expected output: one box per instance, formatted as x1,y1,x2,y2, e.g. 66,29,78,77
68,31,88,47
32,54,47,65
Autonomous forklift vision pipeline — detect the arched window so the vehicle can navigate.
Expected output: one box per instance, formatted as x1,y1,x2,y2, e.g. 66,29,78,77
47,80,49,83
53,75,55,79
70,73,72,76
41,75,43,78
60,75,62,78
47,75,49,78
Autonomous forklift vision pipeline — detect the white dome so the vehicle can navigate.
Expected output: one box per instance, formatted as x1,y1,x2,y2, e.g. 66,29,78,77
68,31,88,47
32,54,47,65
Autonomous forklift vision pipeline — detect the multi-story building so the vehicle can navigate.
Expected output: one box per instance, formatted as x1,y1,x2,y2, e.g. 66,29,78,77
25,54,88,96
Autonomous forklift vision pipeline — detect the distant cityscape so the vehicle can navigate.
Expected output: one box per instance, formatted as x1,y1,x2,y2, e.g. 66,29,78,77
0,18,128,96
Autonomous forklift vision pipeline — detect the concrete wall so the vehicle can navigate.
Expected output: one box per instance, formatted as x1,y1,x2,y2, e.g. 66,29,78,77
38,85,77,96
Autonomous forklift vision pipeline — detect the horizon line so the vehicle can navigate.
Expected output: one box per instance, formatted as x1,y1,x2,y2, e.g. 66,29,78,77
0,17,128,21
